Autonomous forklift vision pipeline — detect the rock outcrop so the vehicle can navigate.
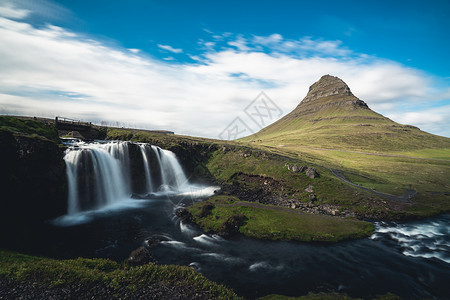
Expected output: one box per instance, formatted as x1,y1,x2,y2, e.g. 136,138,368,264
127,246,156,265
305,167,320,179
301,75,354,103
0,129,67,248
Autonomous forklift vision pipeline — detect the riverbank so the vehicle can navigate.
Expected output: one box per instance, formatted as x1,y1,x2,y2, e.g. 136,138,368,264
0,249,240,299
181,195,374,242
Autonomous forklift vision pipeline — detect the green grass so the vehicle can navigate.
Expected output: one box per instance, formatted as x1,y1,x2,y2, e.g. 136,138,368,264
0,116,59,142
204,149,404,218
106,127,225,148
0,249,240,299
259,293,359,300
241,91,450,153
259,292,401,300
235,85,450,218
188,196,374,242
105,119,450,220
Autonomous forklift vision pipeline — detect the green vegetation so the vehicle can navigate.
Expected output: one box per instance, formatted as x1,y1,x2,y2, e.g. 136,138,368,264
262,146,450,217
188,196,374,242
0,249,240,299
204,149,404,219
106,127,224,148
235,76,450,218
259,293,359,300
0,116,59,142
111,124,449,220
259,292,401,300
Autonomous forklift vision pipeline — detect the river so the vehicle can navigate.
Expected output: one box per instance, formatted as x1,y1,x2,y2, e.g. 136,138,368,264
40,141,450,299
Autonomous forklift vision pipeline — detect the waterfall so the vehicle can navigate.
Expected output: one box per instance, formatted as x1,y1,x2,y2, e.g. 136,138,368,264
105,141,131,194
64,143,128,214
64,141,189,215
139,144,153,194
151,145,188,191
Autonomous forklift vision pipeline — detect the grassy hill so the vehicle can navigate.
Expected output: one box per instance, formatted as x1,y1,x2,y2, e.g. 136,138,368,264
238,75,450,215
241,75,450,153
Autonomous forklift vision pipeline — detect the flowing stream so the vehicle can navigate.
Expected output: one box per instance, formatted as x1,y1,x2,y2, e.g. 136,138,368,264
47,141,450,299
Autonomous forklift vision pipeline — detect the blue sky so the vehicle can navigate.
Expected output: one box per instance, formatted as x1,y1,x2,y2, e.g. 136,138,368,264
0,0,449,138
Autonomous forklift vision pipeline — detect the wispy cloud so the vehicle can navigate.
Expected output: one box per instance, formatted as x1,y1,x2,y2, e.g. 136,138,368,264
0,4,449,138
0,3,30,19
157,44,183,53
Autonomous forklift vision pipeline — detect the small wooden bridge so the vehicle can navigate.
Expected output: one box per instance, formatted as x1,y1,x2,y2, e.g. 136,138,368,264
55,117,99,140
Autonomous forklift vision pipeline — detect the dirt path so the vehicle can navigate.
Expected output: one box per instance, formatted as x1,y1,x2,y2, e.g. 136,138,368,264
224,201,303,214
330,168,416,203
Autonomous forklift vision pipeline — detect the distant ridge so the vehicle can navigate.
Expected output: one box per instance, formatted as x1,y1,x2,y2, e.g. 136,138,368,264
242,75,450,152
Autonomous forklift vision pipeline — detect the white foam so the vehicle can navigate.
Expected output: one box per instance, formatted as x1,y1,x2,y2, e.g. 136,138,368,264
200,252,242,263
403,250,450,264
374,218,450,264
160,240,202,252
178,185,220,198
193,234,217,245
52,198,148,226
248,261,284,272
180,221,199,237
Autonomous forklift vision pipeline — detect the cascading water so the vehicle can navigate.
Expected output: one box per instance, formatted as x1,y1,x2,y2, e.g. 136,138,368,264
151,145,188,191
64,141,191,215
139,144,153,194
105,141,131,195
64,143,128,214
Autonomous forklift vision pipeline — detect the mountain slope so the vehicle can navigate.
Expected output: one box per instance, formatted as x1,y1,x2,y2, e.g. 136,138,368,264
242,75,450,152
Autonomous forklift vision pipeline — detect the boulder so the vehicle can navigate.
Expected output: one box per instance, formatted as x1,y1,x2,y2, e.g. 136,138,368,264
127,246,155,266
198,202,215,218
175,208,193,223
306,167,320,179
286,164,306,173
217,214,246,237
145,236,162,247
304,184,314,193
309,193,317,202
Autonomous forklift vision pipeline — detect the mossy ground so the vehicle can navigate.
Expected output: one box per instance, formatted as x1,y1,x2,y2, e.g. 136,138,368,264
0,116,59,142
204,149,407,218
0,249,239,299
259,292,401,300
106,126,449,219
188,196,374,242
254,145,450,217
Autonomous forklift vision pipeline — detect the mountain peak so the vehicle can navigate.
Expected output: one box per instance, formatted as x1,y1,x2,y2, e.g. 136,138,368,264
301,75,353,104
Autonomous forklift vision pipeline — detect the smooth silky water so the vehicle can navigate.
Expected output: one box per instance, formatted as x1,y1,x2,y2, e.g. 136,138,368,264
42,141,449,299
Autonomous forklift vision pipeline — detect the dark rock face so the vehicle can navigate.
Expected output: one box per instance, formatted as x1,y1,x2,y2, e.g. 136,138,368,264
175,207,193,223
289,75,372,116
222,173,283,205
127,246,156,265
0,131,67,247
128,143,149,194
301,75,353,104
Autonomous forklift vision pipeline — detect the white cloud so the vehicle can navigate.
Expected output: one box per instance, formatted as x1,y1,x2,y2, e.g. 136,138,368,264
0,3,30,19
387,106,450,137
0,9,449,138
157,44,183,53
128,48,140,54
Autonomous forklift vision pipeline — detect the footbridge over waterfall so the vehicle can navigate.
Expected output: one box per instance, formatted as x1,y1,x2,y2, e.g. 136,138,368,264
55,117,101,140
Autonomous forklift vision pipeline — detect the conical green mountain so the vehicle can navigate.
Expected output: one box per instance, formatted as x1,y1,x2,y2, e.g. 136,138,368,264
243,75,450,152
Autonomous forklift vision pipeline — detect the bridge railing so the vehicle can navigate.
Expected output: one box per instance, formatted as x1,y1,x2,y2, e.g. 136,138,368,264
55,117,91,127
